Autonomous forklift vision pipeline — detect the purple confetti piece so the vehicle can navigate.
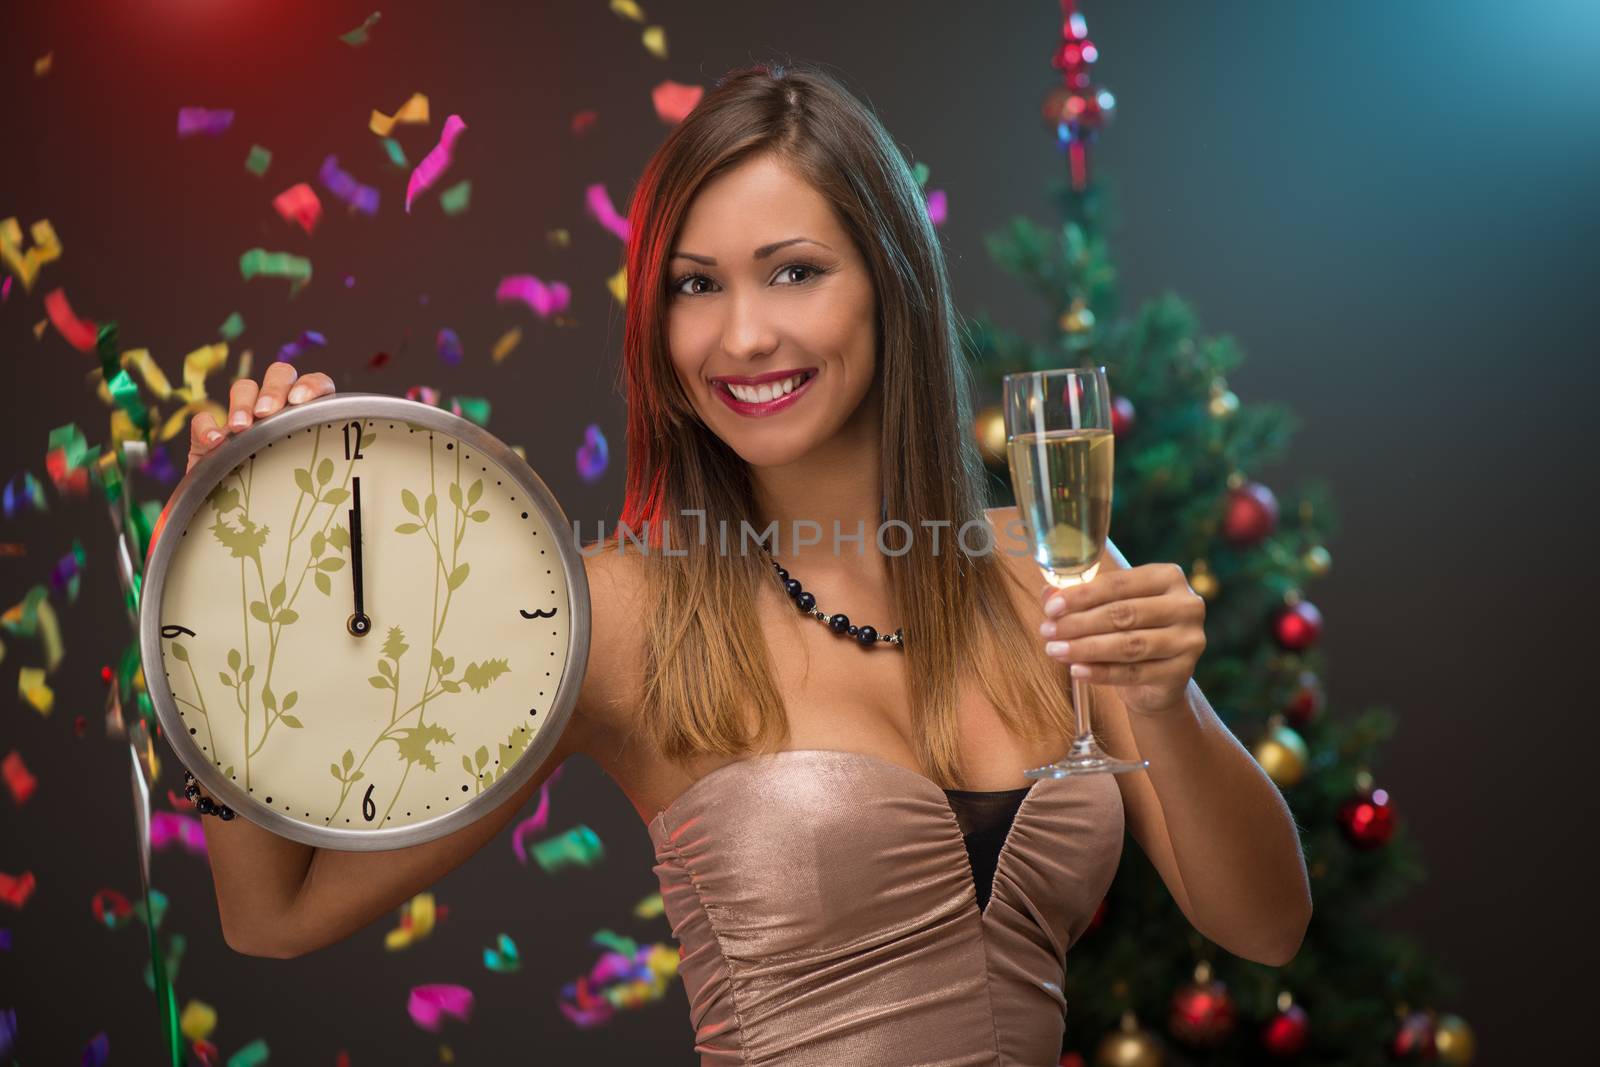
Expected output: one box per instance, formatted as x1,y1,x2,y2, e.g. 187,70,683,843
926,188,947,227
138,445,179,486
276,329,327,364
177,107,234,138
584,182,630,242
496,274,571,319
318,154,380,216
79,1030,109,1067
576,423,608,483
436,328,463,365
405,114,468,213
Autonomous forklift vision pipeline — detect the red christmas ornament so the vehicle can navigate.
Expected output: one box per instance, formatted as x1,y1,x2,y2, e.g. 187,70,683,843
1110,395,1136,438
1338,785,1397,849
1169,962,1236,1047
1390,1010,1437,1059
1284,669,1325,728
1261,1003,1309,1056
1273,599,1323,651
1222,481,1279,546
1042,1,1116,190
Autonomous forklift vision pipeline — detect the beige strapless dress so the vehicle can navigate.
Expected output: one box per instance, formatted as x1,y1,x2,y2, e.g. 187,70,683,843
648,748,1126,1065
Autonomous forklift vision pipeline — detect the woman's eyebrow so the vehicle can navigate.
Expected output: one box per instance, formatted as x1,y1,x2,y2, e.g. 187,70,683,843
670,236,832,266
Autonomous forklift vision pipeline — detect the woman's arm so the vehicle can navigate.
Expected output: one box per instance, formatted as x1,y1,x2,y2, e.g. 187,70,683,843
1045,536,1312,966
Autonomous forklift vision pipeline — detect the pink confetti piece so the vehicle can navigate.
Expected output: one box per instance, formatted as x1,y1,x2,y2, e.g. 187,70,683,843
511,772,560,865
570,109,598,136
150,811,208,855
177,107,234,138
584,183,630,243
407,984,473,1032
651,80,703,125
926,189,948,227
406,114,468,213
495,274,571,318
272,182,323,235
1,276,11,301
405,385,441,406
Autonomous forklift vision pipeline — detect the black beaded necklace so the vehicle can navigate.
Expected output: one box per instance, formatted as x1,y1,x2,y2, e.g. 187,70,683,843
762,547,904,650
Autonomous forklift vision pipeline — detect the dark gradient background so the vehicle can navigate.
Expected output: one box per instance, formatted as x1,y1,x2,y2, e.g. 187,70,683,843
3,1,1597,1063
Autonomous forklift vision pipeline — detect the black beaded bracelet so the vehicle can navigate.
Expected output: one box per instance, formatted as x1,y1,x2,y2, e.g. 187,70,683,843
183,769,237,820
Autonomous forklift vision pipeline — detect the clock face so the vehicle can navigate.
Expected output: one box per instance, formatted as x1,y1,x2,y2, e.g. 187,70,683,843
152,407,578,845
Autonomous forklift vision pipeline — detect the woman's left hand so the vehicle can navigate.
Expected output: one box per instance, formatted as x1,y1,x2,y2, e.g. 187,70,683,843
1038,562,1206,716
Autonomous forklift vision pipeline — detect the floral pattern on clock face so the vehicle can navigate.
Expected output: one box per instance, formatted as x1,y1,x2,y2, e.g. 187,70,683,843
158,417,572,830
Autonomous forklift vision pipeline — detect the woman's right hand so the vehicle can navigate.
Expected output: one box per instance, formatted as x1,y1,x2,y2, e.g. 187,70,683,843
187,362,337,474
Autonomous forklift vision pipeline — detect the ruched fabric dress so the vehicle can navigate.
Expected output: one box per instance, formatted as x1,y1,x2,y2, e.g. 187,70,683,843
648,748,1126,1066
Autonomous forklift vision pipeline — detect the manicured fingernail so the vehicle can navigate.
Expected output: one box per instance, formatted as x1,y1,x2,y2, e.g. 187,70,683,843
1046,641,1070,657
254,396,275,415
1070,664,1091,677
1045,596,1066,616
287,386,309,404
229,410,249,429
206,430,225,445
1039,621,1056,637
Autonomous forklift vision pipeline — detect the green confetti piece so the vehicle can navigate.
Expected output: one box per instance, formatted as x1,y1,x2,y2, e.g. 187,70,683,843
911,161,930,189
239,248,312,292
218,311,245,341
225,1038,271,1067
382,137,407,168
244,144,272,177
339,11,381,46
439,179,471,216
449,396,490,426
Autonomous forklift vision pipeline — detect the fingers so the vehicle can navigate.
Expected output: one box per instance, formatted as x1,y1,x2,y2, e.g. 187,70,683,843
287,371,336,405
253,360,299,417
188,410,224,473
1042,593,1201,640
1043,626,1201,666
228,377,259,431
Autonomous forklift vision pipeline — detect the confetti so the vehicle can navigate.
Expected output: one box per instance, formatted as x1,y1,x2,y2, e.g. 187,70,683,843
406,114,467,213
496,274,570,318
244,143,272,176
435,328,462,365
584,183,630,242
3,472,48,517
43,287,96,351
406,385,440,406
483,933,521,973
641,25,667,59
275,329,327,364
926,188,948,227
50,539,86,602
385,892,438,950
570,110,598,137
178,1000,217,1043
224,1037,269,1067
368,350,391,369
34,52,53,76
606,265,626,305
318,154,380,216
340,11,382,46
448,397,490,426
80,1031,109,1067
490,327,521,364
239,248,312,292
408,984,473,1032
370,91,429,137
0,216,63,292
272,182,323,235
16,668,52,715
651,79,703,125
547,228,571,248
218,311,245,341
610,0,645,21
3,751,37,806
177,107,234,138
530,825,604,873
439,179,471,216
576,423,608,483
381,137,407,168
149,812,207,855
0,871,37,909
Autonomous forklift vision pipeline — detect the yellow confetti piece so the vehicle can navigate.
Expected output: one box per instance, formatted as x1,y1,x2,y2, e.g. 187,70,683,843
109,409,142,448
18,666,53,715
546,228,570,249
179,1000,217,1042
370,92,429,137
36,598,62,673
178,342,229,403
385,892,437,950
642,25,667,59
606,265,627,306
33,319,47,340
94,348,175,405
158,398,226,443
490,327,522,364
34,52,53,77
235,348,254,381
0,216,64,293
633,892,665,920
610,0,646,22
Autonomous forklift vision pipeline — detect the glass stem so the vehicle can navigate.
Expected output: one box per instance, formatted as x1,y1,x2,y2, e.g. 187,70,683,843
1071,675,1095,754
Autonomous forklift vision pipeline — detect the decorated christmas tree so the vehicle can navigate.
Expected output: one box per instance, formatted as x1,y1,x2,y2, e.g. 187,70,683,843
963,4,1472,1064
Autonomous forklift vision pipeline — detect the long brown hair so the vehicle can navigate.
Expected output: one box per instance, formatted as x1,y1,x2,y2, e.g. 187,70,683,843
598,60,1078,789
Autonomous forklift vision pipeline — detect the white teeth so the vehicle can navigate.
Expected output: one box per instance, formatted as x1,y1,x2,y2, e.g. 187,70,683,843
725,373,808,403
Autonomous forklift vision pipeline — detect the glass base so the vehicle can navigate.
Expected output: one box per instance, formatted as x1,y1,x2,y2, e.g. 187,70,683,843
1024,734,1149,779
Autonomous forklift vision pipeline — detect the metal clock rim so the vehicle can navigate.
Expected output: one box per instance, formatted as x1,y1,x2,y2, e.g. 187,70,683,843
138,392,591,851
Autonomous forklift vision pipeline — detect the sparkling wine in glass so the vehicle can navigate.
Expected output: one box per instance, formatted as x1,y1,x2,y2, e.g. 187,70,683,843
1003,366,1149,779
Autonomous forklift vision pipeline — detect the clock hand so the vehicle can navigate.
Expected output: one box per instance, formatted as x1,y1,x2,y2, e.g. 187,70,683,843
348,475,370,636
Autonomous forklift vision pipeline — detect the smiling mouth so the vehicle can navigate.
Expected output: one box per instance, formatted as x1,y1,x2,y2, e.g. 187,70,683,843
714,369,817,407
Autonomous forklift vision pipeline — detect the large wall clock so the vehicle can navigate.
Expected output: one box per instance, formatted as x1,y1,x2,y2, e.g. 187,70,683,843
138,393,590,851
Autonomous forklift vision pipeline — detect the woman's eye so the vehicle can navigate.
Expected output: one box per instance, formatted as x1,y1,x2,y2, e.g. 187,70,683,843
670,263,824,297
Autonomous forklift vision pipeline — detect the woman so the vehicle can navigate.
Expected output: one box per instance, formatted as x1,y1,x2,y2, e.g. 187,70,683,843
183,61,1310,1066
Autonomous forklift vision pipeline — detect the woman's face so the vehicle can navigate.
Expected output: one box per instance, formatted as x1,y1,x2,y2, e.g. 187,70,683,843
665,153,879,468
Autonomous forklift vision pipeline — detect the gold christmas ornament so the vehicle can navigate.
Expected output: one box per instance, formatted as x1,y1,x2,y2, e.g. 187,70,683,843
1094,1010,1165,1067
1252,717,1308,788
1303,544,1332,577
973,404,1007,464
1188,560,1219,601
1059,297,1096,334
1434,1013,1476,1064
1208,377,1239,418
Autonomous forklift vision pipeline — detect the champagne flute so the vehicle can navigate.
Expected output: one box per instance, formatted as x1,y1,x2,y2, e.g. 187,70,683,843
1003,367,1149,779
